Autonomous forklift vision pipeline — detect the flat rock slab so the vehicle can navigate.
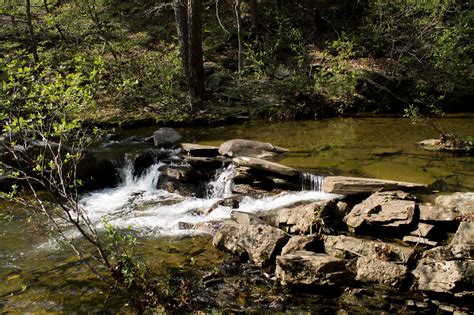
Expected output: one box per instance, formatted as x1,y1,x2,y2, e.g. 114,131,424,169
418,205,457,222
403,235,439,247
181,143,219,157
219,139,289,159
322,176,425,195
356,256,408,288
233,156,299,178
275,251,352,286
435,192,474,215
323,235,414,263
345,191,416,231
409,222,436,238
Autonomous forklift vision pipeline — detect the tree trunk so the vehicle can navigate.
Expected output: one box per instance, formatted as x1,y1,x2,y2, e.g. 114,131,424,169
25,0,39,62
173,0,190,85
187,0,205,102
249,0,258,29
235,0,242,72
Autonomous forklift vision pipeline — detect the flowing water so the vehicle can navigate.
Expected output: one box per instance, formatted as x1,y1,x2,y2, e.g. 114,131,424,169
1,116,473,312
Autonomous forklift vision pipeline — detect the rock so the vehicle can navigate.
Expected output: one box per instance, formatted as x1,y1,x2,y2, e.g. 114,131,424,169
355,257,408,288
419,139,473,154
258,200,337,235
275,251,353,286
219,139,288,159
181,143,219,157
418,204,458,222
233,156,298,178
413,255,474,294
435,192,474,215
323,235,415,263
153,127,182,148
403,236,439,247
281,235,323,255
212,212,289,267
449,222,474,259
345,191,416,232
335,200,353,217
133,149,175,177
75,153,119,191
159,164,201,183
231,184,268,198
409,222,435,238
156,175,202,197
184,156,225,170
322,176,426,195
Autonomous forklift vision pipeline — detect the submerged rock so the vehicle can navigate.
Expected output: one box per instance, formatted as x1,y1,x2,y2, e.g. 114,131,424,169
275,251,352,287
344,191,416,233
219,139,288,159
153,127,182,148
355,256,409,288
212,212,289,267
322,176,425,195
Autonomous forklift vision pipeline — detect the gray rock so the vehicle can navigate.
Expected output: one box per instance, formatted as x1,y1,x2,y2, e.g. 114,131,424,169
419,139,473,154
403,235,439,247
345,191,416,231
181,143,219,157
275,251,353,286
281,235,323,255
409,222,436,238
323,235,415,263
159,164,200,183
355,256,408,288
258,200,336,235
413,257,474,294
153,127,182,148
219,139,288,159
418,204,458,222
184,156,225,170
449,221,474,259
322,176,425,195
435,192,474,215
212,212,289,267
233,156,298,178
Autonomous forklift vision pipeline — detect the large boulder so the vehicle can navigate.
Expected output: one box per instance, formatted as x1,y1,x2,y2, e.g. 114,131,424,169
322,176,425,195
153,127,182,148
275,251,353,287
323,235,415,263
355,256,409,288
212,212,289,267
258,200,337,235
219,139,288,159
413,247,474,294
344,191,416,233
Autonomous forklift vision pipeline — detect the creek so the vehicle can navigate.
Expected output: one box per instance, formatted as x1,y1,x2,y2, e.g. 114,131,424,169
1,116,473,312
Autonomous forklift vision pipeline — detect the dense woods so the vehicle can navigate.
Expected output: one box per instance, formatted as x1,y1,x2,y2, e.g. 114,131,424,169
1,0,472,125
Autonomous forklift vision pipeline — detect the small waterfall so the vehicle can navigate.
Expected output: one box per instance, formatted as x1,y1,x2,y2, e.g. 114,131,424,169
119,157,163,191
207,164,235,199
301,172,324,192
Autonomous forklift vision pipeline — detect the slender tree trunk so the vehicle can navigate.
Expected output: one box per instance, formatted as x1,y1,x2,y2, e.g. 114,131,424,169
234,0,242,72
173,0,190,86
249,0,258,29
25,0,39,62
187,0,205,102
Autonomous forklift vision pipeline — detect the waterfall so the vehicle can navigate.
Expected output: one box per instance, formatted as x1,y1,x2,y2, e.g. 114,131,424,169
207,164,235,199
301,172,324,192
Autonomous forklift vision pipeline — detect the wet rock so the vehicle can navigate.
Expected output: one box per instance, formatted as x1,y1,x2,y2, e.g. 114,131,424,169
184,156,225,170
156,175,202,197
355,256,408,288
132,149,176,177
275,251,352,286
178,221,222,234
322,176,425,195
281,235,323,255
418,204,457,222
213,212,289,267
419,138,473,155
76,153,119,191
181,143,219,157
413,252,474,294
435,192,474,215
449,222,473,259
159,164,201,183
233,156,299,178
323,235,415,263
231,184,268,198
219,139,288,159
153,127,182,148
258,200,337,235
345,191,416,233
403,236,439,247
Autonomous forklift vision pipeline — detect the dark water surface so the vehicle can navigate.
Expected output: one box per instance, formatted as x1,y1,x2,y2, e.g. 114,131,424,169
1,117,473,312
